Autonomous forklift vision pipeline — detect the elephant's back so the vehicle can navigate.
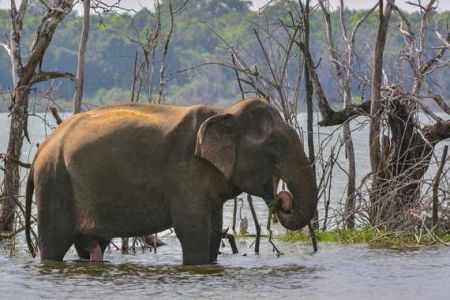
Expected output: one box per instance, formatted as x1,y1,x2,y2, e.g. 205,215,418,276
59,102,218,136
71,103,186,133
32,102,221,175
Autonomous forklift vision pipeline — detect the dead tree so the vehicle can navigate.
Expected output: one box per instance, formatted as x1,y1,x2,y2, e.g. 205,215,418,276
0,0,76,233
301,0,450,228
73,0,91,113
317,0,378,229
129,0,184,103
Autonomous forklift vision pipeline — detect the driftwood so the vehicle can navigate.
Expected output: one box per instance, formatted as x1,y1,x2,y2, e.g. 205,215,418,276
221,226,238,254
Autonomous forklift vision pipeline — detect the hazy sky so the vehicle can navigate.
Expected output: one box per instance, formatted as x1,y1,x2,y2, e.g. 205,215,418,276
1,0,450,12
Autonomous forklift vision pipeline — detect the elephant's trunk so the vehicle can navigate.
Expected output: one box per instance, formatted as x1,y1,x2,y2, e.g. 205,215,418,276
276,142,318,231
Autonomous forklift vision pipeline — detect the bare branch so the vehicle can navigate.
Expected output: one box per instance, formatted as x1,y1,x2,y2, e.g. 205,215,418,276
397,94,443,122
17,1,74,101
298,41,372,126
429,93,450,115
231,49,245,100
369,0,394,175
423,120,450,143
172,0,190,14
349,3,378,45
73,0,91,114
17,0,30,30
38,0,51,11
50,107,63,125
0,42,11,57
90,0,136,13
298,41,333,119
0,153,31,169
156,2,174,104
29,71,75,86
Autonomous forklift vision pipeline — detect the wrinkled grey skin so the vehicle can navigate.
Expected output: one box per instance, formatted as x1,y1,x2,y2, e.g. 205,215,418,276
25,98,318,265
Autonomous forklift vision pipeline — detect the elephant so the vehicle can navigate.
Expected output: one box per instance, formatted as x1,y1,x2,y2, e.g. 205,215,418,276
25,98,318,265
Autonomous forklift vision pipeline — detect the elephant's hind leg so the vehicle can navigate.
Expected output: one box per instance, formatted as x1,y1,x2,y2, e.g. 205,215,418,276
37,197,76,261
38,227,75,262
36,168,76,261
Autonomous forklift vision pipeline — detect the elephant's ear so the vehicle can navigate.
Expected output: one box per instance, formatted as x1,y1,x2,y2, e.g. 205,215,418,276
195,113,235,180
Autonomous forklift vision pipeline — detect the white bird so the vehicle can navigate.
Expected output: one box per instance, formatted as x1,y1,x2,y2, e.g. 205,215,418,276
239,198,249,236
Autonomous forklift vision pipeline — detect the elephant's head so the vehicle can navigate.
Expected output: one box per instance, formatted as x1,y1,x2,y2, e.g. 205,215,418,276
195,98,318,231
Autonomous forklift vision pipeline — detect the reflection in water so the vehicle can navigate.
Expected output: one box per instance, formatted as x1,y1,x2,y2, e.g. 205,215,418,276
2,239,449,300
37,260,227,278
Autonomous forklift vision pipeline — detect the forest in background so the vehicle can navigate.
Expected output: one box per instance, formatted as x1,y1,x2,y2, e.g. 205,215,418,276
1,0,450,112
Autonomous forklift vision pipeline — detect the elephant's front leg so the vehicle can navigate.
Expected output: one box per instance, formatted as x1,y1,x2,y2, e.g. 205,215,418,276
174,212,213,265
210,206,223,263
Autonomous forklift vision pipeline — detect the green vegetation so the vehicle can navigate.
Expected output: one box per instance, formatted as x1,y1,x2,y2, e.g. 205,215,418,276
277,228,450,248
268,196,283,215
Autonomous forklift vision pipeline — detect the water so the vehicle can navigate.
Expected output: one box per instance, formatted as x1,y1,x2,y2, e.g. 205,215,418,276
1,111,450,299
1,238,449,299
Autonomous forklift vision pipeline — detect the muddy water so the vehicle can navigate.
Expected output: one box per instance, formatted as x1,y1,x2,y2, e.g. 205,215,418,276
1,237,449,300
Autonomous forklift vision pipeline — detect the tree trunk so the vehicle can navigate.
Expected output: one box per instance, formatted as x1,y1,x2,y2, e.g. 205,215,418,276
317,0,364,229
369,0,394,224
344,123,356,229
1,93,29,232
0,0,74,233
301,0,450,229
73,0,90,113
374,101,434,225
302,0,318,230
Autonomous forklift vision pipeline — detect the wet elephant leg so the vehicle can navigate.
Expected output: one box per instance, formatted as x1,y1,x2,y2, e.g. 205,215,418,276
39,230,74,262
38,206,75,261
174,215,212,265
37,178,75,261
210,207,223,263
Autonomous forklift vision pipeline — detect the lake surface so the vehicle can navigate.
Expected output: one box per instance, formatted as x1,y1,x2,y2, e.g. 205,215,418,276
1,111,450,299
1,238,450,300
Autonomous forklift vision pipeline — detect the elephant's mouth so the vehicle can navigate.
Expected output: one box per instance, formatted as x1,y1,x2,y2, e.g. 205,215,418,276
268,175,293,215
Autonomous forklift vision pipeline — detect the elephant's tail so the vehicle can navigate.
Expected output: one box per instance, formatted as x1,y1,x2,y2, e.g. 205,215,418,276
25,167,36,258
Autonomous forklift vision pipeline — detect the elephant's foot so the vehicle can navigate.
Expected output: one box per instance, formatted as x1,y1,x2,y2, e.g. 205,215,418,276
89,244,103,261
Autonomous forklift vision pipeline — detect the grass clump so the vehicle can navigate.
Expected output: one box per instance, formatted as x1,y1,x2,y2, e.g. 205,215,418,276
277,227,450,248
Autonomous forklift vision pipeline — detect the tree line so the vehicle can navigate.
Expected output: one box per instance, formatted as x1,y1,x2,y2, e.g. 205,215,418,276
1,0,450,111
